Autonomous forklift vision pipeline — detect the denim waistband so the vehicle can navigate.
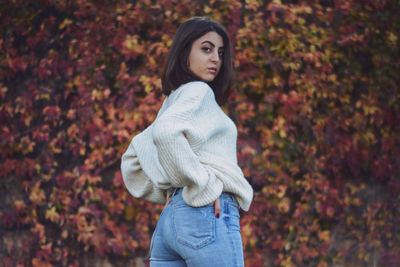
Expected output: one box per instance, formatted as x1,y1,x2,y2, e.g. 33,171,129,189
169,187,239,208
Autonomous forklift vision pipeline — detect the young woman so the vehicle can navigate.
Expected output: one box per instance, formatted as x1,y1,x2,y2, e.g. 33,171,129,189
121,17,253,267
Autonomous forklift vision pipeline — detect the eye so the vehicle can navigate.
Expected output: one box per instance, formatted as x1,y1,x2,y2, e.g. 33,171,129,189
218,50,224,57
202,47,212,53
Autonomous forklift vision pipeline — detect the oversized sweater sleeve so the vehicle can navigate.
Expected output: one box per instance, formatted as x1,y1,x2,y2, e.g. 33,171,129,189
152,82,223,207
121,143,167,204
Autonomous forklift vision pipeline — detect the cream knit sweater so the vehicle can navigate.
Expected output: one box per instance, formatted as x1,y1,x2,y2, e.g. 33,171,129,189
121,81,253,211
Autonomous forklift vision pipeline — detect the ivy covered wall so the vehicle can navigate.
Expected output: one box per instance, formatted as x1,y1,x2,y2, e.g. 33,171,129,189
1,0,399,266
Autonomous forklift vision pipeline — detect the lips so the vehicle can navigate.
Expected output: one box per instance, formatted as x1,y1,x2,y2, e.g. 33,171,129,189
208,67,217,74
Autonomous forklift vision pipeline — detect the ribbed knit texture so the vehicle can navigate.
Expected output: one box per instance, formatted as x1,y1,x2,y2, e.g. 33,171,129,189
121,81,253,211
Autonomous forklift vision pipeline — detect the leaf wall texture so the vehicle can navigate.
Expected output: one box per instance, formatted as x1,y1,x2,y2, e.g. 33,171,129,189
0,0,399,266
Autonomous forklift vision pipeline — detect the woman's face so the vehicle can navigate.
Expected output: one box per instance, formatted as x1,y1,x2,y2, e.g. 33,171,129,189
187,31,224,82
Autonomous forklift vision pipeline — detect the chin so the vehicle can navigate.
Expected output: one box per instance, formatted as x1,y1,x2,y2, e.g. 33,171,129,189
202,76,216,82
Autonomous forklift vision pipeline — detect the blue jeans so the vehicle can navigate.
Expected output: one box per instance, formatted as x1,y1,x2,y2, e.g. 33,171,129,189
150,189,244,267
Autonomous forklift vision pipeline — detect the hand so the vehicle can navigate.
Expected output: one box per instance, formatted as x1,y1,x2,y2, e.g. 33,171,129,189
214,197,220,218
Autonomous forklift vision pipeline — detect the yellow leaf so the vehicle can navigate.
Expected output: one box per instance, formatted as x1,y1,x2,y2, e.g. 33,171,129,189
278,197,290,213
62,229,68,239
329,74,337,82
203,5,212,13
45,206,60,223
277,185,287,198
305,6,312,14
125,206,136,220
59,19,72,30
279,129,287,138
29,182,46,205
272,76,280,86
318,230,330,243
388,32,397,45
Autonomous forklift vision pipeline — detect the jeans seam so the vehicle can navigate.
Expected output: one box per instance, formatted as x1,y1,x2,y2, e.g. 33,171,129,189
149,225,158,260
226,202,241,233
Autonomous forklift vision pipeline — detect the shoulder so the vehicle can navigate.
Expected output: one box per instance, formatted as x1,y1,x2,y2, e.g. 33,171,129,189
172,81,215,100
156,81,218,122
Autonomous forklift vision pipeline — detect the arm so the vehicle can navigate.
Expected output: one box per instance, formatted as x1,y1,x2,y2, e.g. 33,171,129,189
121,143,167,204
152,82,223,207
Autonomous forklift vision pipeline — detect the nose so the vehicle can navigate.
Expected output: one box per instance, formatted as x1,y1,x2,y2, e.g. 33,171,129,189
211,51,220,63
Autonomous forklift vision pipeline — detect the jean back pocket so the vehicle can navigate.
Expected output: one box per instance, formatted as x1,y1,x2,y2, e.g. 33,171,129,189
173,201,216,249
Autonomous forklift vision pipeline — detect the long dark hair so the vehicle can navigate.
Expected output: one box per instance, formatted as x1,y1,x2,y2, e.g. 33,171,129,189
161,17,233,106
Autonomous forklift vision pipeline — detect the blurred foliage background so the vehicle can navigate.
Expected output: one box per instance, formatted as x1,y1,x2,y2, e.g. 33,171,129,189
1,0,399,266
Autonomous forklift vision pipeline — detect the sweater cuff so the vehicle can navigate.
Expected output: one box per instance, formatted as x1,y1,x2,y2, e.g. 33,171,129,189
182,177,223,207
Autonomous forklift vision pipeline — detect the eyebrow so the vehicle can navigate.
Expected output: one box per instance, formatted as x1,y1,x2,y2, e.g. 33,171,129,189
200,40,224,48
